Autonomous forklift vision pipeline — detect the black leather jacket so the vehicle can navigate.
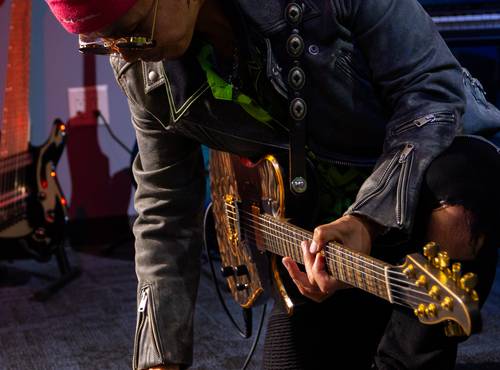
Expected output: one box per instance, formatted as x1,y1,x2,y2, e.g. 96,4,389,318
110,0,475,368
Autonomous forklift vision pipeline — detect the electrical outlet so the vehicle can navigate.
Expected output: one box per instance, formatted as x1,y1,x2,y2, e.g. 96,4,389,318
68,85,110,125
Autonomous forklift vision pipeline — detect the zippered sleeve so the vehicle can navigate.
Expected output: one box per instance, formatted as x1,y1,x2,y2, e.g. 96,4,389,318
110,56,206,369
336,0,465,232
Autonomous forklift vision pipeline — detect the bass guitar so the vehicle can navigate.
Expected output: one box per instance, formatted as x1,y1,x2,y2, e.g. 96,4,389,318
209,150,481,337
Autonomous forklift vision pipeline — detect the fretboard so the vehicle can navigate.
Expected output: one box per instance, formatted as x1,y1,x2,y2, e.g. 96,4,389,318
0,0,32,158
243,213,392,301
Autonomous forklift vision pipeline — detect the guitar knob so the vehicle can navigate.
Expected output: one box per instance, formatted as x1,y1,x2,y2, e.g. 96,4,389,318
33,227,47,241
220,266,235,278
452,262,462,282
38,192,47,200
437,251,450,271
460,272,478,292
234,265,249,276
423,242,438,261
46,210,56,222
236,283,249,291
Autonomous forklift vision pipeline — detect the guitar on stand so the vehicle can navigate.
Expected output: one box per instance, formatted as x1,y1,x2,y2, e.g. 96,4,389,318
0,0,79,300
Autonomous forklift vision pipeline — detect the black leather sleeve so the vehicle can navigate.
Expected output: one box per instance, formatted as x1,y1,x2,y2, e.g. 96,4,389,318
336,0,465,232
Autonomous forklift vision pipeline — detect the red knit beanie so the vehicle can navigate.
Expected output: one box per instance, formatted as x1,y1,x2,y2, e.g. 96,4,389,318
45,0,138,34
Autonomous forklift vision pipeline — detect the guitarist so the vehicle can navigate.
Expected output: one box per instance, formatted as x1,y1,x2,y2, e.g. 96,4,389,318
45,0,500,369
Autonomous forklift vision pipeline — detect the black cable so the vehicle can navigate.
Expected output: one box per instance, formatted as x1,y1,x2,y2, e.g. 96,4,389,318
94,110,133,155
202,204,268,369
203,203,251,338
241,303,267,370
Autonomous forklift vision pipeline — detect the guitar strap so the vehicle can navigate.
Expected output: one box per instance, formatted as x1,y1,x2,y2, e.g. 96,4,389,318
284,1,309,196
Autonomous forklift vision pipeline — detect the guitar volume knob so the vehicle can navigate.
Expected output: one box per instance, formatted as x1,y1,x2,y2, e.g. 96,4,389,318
220,266,235,278
236,283,249,291
234,265,249,276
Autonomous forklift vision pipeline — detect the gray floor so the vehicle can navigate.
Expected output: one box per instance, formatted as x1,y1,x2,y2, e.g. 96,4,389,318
0,240,498,370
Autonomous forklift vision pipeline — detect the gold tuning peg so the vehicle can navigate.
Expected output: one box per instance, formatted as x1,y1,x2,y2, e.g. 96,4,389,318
414,303,426,318
425,303,438,317
460,272,478,292
441,296,454,311
444,321,466,337
470,290,480,302
452,262,462,282
428,285,440,300
423,242,438,261
403,264,415,278
437,251,450,271
415,275,428,289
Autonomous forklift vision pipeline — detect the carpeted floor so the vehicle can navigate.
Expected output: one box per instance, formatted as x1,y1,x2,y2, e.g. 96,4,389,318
0,239,498,370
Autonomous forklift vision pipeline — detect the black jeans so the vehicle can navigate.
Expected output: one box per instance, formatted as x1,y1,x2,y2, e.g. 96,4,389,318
263,136,500,370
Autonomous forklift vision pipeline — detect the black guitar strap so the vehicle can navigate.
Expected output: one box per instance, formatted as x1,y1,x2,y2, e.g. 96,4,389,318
284,1,308,196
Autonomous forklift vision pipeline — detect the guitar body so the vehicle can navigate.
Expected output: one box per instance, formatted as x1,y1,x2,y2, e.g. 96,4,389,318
209,149,317,314
0,120,68,261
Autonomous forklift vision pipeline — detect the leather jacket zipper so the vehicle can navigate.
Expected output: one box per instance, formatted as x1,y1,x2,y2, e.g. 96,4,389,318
147,287,162,360
391,112,455,136
133,286,162,369
396,144,415,226
133,288,148,370
313,154,376,168
352,150,401,211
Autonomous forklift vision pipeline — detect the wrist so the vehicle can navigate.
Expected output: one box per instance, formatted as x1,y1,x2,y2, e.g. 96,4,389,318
350,214,384,241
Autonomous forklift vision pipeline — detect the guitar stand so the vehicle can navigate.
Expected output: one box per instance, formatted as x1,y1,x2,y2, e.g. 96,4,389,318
32,241,81,302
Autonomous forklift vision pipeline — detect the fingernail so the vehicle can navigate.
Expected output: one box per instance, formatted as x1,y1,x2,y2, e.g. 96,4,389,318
282,258,289,268
310,241,317,254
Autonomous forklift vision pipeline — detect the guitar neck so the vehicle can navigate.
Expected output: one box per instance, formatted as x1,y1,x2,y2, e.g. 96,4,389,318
244,212,394,302
0,0,32,158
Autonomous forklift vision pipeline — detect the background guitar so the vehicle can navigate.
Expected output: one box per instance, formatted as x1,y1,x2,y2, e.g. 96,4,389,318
0,0,67,261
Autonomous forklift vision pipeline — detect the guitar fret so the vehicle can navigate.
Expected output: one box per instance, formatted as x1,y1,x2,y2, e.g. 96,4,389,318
244,211,390,301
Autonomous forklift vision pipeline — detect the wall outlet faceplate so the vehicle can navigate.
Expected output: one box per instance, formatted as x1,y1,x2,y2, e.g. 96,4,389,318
68,85,110,124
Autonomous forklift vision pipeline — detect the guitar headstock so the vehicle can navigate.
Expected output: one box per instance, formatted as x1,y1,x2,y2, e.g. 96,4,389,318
393,242,480,337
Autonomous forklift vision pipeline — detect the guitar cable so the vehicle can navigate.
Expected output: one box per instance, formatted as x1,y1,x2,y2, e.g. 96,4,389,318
203,203,267,369
94,110,134,155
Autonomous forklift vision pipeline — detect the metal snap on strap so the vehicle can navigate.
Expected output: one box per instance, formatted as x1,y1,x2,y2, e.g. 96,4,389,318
289,98,307,120
287,34,305,57
285,3,303,24
288,66,306,90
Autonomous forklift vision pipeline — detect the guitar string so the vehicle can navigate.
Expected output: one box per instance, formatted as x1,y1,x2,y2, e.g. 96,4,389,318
224,207,410,281
230,214,438,300
231,219,436,302
233,226,437,307
225,205,430,282
224,205,403,276
224,207,420,289
224,209,440,300
224,207,440,296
